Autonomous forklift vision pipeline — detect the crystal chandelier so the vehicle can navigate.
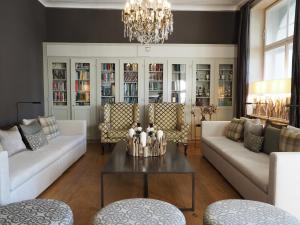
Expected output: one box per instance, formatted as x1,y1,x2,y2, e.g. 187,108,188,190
122,0,174,44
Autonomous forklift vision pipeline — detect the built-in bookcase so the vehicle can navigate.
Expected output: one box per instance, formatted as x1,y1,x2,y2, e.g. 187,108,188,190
120,59,143,104
48,58,71,120
71,58,97,139
100,63,116,105
171,64,187,104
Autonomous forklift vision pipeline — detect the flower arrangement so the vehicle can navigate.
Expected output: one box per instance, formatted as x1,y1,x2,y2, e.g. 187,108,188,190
199,105,217,121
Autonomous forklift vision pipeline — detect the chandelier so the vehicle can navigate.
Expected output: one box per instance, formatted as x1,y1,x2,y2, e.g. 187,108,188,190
122,0,174,44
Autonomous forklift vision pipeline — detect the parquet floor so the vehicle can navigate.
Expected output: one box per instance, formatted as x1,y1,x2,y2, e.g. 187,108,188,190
39,141,241,225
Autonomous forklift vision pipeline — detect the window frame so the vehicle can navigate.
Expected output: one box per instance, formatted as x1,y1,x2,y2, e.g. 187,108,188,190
263,0,294,80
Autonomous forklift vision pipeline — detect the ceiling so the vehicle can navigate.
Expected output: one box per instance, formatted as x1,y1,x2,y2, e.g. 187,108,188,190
38,0,247,11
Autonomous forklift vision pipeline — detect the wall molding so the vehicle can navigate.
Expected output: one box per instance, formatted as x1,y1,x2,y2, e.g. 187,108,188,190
39,0,247,11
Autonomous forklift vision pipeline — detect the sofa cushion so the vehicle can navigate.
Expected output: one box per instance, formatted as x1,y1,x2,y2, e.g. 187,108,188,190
38,116,60,140
19,121,48,150
9,135,84,191
0,126,26,157
225,118,245,141
263,125,281,154
279,128,300,152
202,136,269,192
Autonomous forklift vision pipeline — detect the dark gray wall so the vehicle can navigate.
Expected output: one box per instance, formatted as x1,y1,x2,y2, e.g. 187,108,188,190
46,9,239,44
0,0,46,127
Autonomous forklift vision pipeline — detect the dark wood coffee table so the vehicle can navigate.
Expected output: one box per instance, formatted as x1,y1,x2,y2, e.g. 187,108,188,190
101,141,195,211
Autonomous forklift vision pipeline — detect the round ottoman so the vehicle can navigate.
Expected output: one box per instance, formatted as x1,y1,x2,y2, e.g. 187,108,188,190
204,200,300,225
93,198,186,225
0,199,73,225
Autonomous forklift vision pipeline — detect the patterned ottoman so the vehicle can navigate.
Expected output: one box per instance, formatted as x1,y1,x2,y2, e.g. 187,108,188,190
0,199,73,225
204,199,300,225
93,198,186,225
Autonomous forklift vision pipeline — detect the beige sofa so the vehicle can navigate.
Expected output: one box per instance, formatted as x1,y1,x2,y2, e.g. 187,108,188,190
201,121,300,220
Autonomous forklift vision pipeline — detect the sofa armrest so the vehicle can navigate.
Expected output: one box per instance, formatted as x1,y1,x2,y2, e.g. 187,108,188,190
0,151,10,205
56,120,87,137
269,152,300,220
201,121,230,138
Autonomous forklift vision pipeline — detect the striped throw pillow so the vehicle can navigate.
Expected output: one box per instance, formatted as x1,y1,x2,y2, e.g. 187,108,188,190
279,128,300,152
38,116,60,140
225,118,245,141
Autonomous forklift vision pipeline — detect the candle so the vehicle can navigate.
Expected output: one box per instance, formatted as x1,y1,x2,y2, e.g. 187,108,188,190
140,132,147,147
157,130,163,141
128,128,135,138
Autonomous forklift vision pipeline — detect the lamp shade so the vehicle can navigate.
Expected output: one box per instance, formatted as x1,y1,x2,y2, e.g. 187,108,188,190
250,79,291,95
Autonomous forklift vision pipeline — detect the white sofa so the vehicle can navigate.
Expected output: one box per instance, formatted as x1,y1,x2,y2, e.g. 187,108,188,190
201,121,300,220
0,120,87,205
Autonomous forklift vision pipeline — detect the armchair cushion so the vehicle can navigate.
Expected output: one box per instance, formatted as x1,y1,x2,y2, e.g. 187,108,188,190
154,103,178,130
107,130,128,139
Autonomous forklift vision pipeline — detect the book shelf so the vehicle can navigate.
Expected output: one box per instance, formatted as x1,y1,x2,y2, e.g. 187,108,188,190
100,63,116,105
171,64,186,104
123,63,138,104
75,63,90,106
52,63,67,106
148,63,163,103
218,64,233,107
195,64,211,106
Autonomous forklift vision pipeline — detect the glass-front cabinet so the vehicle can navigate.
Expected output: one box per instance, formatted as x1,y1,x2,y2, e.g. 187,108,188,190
195,64,212,106
71,58,96,139
170,64,187,104
48,58,71,120
120,59,143,104
218,64,233,107
145,60,168,104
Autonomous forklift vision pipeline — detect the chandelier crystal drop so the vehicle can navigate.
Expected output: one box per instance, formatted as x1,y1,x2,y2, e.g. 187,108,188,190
122,0,174,44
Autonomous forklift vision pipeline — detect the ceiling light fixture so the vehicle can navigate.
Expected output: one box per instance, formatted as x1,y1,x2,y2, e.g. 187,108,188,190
122,0,174,44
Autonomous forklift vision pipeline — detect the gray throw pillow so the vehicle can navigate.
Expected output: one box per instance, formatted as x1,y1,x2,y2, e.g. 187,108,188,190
0,126,26,157
244,120,263,137
244,132,264,153
20,121,48,151
262,125,281,154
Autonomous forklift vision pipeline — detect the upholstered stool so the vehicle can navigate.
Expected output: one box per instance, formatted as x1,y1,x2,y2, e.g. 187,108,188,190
0,199,73,225
203,199,300,225
93,198,186,225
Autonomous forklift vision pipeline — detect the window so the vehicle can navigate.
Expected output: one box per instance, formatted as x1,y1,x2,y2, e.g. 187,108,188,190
264,0,296,80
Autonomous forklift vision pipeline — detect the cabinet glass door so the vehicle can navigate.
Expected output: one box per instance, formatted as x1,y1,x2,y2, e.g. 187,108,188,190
123,63,139,104
195,64,211,106
171,64,186,104
100,63,116,105
148,63,164,103
52,63,68,106
75,63,90,106
218,64,233,107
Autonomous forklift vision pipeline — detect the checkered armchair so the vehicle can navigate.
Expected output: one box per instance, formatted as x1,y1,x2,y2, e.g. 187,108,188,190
148,103,190,147
99,103,140,144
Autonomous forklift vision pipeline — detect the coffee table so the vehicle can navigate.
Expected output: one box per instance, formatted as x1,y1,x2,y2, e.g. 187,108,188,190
101,141,195,211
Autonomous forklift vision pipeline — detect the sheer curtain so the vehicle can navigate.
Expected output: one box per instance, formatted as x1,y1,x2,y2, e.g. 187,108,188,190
236,1,251,118
290,0,300,127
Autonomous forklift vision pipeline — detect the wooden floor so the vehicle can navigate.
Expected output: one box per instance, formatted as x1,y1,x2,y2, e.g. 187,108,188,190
39,141,241,225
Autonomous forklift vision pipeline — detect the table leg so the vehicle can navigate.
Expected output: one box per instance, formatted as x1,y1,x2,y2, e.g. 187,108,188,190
192,173,195,211
101,173,104,208
143,174,148,198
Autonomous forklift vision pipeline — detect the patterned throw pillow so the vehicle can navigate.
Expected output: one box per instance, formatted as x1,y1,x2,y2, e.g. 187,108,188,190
38,116,60,140
0,126,26,157
225,118,245,141
279,128,300,152
244,132,264,153
20,121,48,150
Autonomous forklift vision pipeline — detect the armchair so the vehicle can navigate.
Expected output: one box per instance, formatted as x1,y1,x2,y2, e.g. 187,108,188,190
148,103,190,155
99,103,140,147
